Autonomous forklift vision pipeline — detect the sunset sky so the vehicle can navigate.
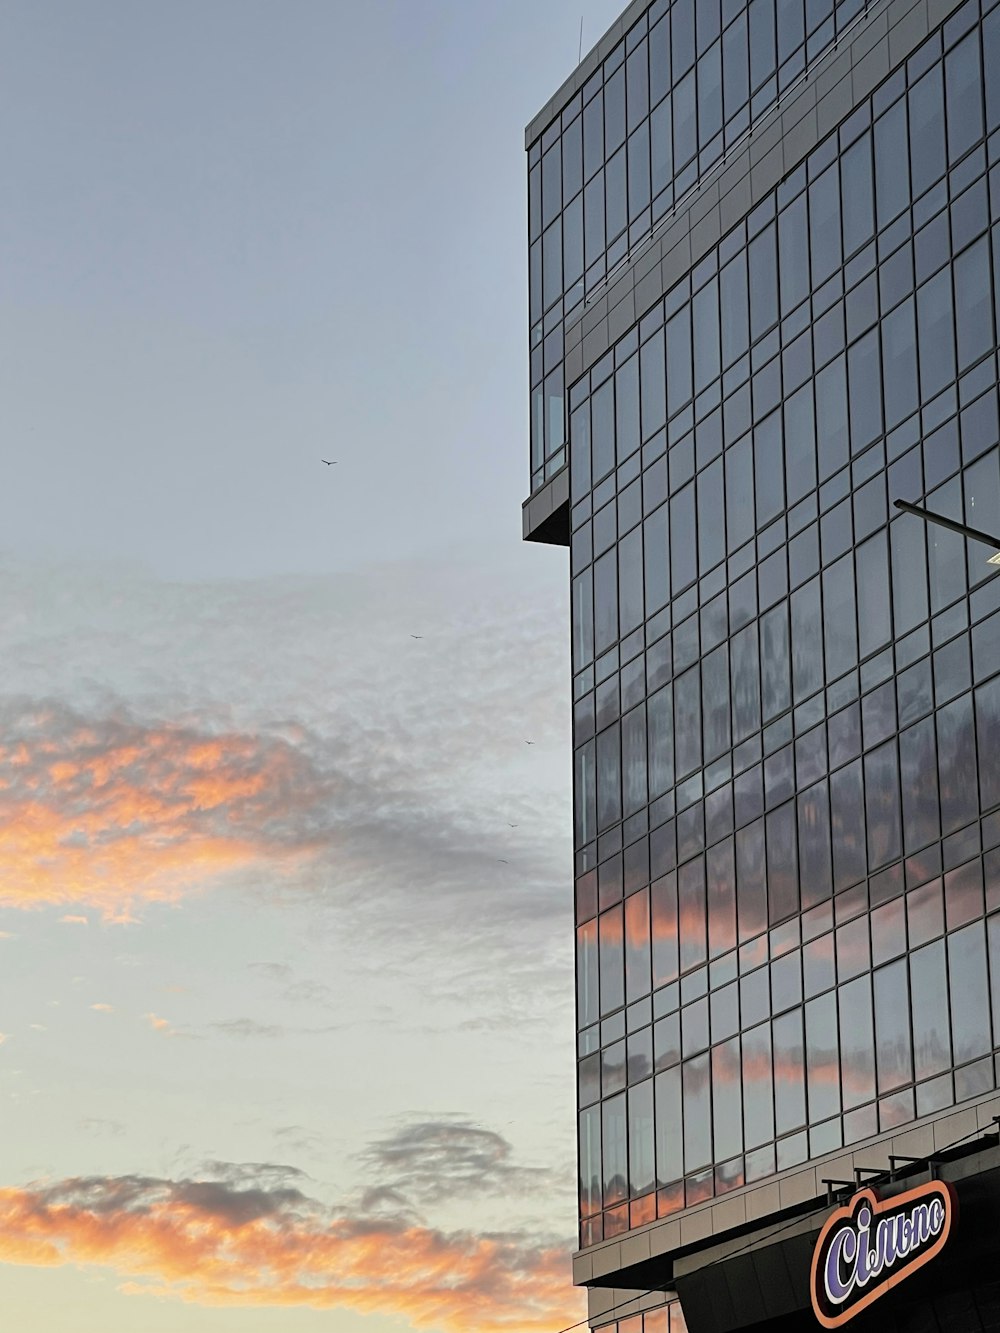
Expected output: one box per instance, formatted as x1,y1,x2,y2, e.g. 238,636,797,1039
0,2,625,1329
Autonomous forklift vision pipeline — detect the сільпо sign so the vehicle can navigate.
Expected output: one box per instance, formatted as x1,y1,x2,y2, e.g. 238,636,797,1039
809,1181,957,1327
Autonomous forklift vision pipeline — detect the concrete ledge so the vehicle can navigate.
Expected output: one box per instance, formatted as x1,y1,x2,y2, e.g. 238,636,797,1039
522,466,570,545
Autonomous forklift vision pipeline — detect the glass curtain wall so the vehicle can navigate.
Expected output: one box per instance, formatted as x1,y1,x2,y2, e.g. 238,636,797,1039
528,0,879,492
572,0,1000,1248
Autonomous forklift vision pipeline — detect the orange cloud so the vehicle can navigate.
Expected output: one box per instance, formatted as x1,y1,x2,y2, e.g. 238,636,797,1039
0,704,335,918
0,1173,582,1333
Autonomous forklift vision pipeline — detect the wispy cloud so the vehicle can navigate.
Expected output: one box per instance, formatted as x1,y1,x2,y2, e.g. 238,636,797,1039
78,1118,125,1139
0,701,334,919
361,1120,554,1208
0,1167,581,1333
143,1013,176,1036
0,557,573,1011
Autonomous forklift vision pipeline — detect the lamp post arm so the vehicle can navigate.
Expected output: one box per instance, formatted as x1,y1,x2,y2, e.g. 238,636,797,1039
892,498,1000,551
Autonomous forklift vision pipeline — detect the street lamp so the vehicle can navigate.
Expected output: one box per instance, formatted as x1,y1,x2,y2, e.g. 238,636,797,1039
892,498,1000,566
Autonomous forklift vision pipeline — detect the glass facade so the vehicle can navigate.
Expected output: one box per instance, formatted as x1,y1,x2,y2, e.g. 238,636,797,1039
596,1304,687,1333
527,0,882,494
563,0,1000,1251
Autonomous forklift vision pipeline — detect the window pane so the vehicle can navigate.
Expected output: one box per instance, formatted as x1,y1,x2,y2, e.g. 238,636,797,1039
767,801,799,924
602,1092,628,1206
909,66,946,197
737,819,768,944
628,123,651,221
682,1053,712,1171
624,889,651,1004
810,164,842,286
755,409,785,528
882,298,919,429
791,577,823,703
779,194,810,313
648,684,674,799
823,554,857,681
671,483,697,594
597,722,622,832
599,907,624,1016
875,99,910,227
655,1066,683,1184
806,991,840,1124
619,527,645,634
651,870,679,987
874,959,912,1094
917,268,956,401
712,1037,743,1162
702,643,731,761
899,717,940,853
798,780,832,909
707,836,737,959
628,1079,655,1196
651,98,673,198
910,939,950,1081
594,549,618,653
864,740,902,869
622,704,649,818
742,1022,774,1148
577,920,599,1027
749,224,779,339
848,329,882,453
698,458,726,574
839,975,875,1110
773,1008,806,1134
666,307,693,418
949,921,991,1064
693,278,721,392
641,329,666,440
732,622,762,739
937,693,977,835
579,1104,602,1216
955,237,993,372
721,253,749,367
575,740,596,846
679,857,707,973
760,603,790,721
831,760,866,892
856,531,891,659
841,133,874,257
946,31,983,164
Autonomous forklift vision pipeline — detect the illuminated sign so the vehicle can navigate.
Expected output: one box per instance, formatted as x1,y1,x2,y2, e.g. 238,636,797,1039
809,1182,957,1328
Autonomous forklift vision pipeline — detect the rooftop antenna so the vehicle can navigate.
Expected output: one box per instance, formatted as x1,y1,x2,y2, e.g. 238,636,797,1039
578,15,584,64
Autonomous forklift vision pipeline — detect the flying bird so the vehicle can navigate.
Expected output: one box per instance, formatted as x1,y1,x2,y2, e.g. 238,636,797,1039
508,823,518,828
410,634,423,639
498,859,509,865
524,740,534,745
321,459,338,466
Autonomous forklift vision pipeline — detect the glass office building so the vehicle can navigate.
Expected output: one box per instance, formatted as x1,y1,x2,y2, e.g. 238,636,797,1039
523,1,1000,1329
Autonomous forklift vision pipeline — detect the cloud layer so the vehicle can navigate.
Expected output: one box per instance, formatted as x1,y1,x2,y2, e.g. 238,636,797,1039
0,1167,581,1333
0,701,333,918
362,1120,553,1208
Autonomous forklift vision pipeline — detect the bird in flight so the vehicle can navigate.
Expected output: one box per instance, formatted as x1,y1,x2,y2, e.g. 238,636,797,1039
321,459,338,466
524,740,534,745
508,823,518,828
410,634,423,640
497,859,509,865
